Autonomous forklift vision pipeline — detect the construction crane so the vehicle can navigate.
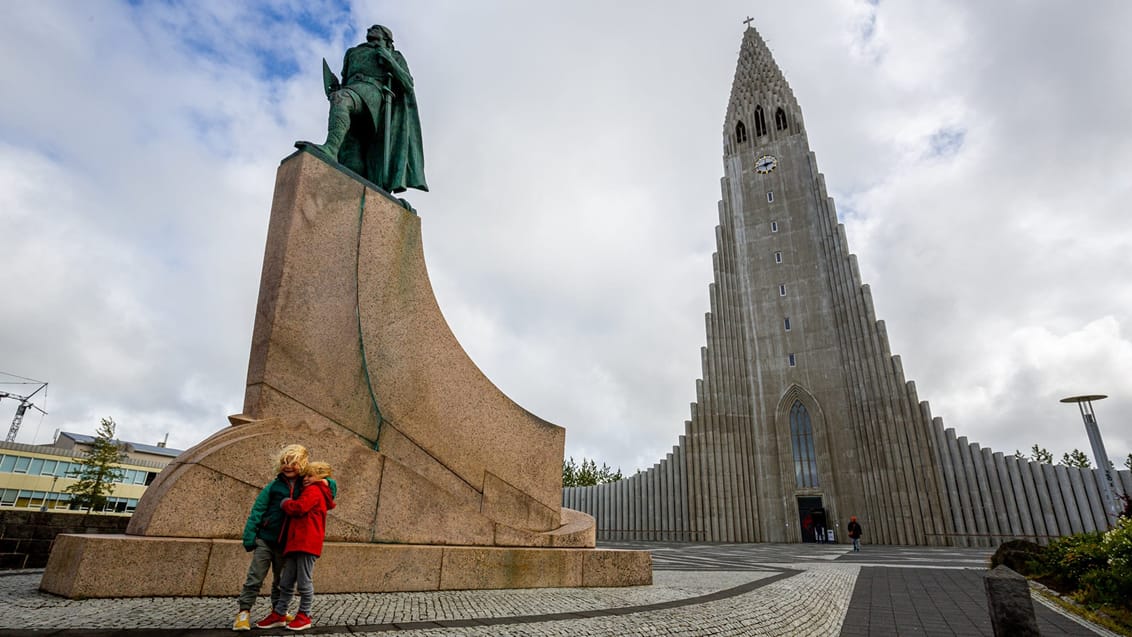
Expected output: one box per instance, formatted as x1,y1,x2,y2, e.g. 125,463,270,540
0,381,48,443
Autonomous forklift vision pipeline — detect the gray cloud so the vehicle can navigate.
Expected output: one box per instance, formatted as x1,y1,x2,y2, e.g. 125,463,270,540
1,0,1129,475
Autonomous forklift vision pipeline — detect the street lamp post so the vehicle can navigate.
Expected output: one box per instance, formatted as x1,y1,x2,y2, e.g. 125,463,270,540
1060,394,1121,527
40,474,60,512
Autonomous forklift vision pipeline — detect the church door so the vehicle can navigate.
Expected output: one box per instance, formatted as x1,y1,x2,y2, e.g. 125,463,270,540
797,496,824,543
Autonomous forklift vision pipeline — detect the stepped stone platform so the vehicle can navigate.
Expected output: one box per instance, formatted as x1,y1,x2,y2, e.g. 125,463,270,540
39,149,650,598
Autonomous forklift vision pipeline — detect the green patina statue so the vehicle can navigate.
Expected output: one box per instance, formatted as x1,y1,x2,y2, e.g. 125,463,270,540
300,25,428,195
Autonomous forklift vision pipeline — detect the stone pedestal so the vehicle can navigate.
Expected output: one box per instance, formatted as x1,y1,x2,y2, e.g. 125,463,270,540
39,150,651,597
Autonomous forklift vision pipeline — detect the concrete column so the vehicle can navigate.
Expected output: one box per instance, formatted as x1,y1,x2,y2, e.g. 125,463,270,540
948,430,977,546
1004,456,1035,539
1066,467,1095,533
934,420,964,546
675,440,687,540
686,425,704,541
982,448,1010,540
959,439,991,545
1016,459,1046,540
1038,463,1067,538
1083,469,1109,531
1030,462,1059,538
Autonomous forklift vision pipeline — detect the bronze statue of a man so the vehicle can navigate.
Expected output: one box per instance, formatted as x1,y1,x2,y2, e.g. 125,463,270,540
308,25,428,194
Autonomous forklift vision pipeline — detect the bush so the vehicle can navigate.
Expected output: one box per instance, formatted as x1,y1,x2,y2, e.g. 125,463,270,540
1037,532,1109,591
1102,516,1132,569
1023,519,1132,632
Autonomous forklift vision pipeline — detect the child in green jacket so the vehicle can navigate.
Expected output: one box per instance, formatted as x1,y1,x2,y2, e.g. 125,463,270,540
232,444,337,631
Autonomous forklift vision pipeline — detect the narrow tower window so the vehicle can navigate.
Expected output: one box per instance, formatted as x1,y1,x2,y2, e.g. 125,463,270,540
775,251,782,264
790,401,819,488
767,191,774,203
770,221,779,233
775,107,789,131
754,105,768,137
788,353,797,367
784,317,791,331
735,120,748,143
779,284,786,296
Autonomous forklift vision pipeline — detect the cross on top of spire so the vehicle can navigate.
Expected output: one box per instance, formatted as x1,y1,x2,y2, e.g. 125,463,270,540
743,16,754,28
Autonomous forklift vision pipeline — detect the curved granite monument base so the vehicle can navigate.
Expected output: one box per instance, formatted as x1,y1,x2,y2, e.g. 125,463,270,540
39,149,650,597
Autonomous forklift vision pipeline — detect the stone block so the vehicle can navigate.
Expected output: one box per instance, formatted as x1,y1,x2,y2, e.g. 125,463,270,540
315,543,444,593
373,459,494,546
438,546,583,590
244,153,380,442
493,507,595,548
39,534,644,597
482,471,561,533
984,565,1039,636
582,549,653,587
377,422,481,510
128,419,381,542
40,534,211,599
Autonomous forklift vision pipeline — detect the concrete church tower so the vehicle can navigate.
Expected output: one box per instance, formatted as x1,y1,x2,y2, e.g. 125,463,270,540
565,24,1130,546
711,25,951,544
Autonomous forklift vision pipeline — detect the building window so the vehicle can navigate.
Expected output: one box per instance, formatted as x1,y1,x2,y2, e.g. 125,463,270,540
771,221,779,233
788,353,797,366
775,251,782,264
754,105,768,137
12,457,30,474
791,401,819,488
779,284,787,296
767,191,774,203
775,107,789,131
735,120,748,143
784,317,791,331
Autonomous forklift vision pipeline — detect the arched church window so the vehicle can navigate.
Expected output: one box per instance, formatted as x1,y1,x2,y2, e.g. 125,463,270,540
790,400,819,488
735,120,748,143
754,106,768,137
775,108,788,131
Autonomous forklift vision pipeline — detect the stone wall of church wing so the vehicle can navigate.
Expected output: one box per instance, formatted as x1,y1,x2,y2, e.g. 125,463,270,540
930,424,1131,547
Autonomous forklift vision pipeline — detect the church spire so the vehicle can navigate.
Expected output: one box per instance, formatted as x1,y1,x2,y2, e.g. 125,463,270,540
724,24,805,155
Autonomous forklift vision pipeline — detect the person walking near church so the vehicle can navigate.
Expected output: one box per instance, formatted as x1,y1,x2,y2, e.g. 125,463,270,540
847,516,863,552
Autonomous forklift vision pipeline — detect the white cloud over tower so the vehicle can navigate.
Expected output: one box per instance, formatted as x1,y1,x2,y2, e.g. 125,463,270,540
1,0,1129,474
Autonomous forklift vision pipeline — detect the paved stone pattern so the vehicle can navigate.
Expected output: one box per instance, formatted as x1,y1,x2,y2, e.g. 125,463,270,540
838,566,1105,637
0,544,1115,636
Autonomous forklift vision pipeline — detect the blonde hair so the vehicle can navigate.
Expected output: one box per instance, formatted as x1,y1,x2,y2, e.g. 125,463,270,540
305,461,333,479
274,444,310,473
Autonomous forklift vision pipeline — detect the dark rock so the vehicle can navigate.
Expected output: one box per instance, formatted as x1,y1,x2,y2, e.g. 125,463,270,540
991,539,1043,575
984,565,1040,636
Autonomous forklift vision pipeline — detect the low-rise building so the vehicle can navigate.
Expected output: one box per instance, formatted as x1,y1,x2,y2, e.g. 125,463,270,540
0,431,182,514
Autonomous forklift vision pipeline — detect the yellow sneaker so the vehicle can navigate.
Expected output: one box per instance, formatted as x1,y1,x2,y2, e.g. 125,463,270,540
232,610,251,631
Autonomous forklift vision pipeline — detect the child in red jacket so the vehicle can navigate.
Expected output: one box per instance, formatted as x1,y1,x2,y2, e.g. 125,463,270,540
270,461,336,631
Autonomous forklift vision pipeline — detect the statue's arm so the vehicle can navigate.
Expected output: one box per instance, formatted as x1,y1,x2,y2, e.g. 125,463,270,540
377,48,414,90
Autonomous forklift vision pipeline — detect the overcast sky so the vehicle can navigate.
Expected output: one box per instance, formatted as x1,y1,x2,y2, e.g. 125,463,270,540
2,1,1130,476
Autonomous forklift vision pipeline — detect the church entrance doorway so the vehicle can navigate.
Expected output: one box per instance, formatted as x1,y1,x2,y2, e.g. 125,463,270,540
797,496,826,543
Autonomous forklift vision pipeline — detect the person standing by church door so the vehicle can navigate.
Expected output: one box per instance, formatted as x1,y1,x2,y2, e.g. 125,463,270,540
847,516,863,552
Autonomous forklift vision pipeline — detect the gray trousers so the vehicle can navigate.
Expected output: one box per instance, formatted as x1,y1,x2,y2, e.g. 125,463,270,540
275,553,318,616
237,538,284,611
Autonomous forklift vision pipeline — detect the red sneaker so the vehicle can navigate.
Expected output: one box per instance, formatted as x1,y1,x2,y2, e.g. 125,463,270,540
254,610,289,629
286,612,312,631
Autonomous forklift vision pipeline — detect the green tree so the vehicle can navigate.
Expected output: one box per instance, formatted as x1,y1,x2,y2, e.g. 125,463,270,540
563,456,624,487
64,417,127,511
1059,448,1092,468
1030,445,1053,464
1125,453,1132,471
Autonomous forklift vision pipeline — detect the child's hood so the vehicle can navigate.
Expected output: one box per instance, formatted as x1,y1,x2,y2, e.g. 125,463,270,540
315,481,337,510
